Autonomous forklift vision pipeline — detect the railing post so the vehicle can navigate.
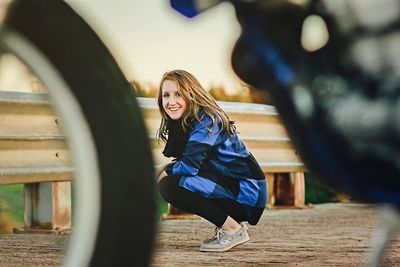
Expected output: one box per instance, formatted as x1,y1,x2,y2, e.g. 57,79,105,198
292,172,305,207
16,181,71,234
269,172,305,208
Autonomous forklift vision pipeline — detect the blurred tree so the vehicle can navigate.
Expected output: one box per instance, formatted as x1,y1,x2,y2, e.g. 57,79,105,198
209,84,251,102
130,80,158,98
243,82,274,105
130,79,270,103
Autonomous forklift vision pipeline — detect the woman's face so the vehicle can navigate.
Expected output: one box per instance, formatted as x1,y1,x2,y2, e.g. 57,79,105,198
161,79,188,120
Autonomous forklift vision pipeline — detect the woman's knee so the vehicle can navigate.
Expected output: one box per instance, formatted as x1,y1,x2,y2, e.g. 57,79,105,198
157,175,179,203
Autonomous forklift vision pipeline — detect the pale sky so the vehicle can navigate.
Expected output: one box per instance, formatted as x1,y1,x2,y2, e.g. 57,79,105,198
66,0,242,93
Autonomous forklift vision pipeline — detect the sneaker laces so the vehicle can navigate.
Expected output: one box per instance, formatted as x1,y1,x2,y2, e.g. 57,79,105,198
215,228,225,241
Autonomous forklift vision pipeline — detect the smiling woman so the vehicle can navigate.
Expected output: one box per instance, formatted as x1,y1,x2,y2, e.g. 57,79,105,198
161,79,188,120
155,69,268,252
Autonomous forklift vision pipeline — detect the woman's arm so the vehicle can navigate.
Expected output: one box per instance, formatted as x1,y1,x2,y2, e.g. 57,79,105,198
157,171,168,183
166,116,221,177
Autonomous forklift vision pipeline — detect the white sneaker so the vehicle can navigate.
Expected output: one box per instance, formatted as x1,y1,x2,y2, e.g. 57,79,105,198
201,226,220,245
200,222,249,252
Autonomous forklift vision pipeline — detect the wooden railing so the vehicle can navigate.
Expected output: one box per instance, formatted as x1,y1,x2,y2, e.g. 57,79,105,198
138,98,307,217
0,91,72,184
137,97,305,173
0,91,72,233
0,92,306,231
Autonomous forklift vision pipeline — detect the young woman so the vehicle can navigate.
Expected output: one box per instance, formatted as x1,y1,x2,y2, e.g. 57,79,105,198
157,69,268,252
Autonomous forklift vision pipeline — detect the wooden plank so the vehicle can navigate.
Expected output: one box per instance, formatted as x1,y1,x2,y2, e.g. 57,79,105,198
138,96,304,174
0,166,73,185
259,162,306,173
0,139,70,168
0,91,69,185
140,106,288,138
138,97,284,136
0,92,61,137
151,204,399,267
2,204,398,266
0,104,62,137
0,93,306,181
0,91,51,104
136,97,279,116
151,150,303,171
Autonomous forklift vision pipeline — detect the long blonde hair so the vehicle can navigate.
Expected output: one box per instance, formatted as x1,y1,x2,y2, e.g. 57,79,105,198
157,69,236,142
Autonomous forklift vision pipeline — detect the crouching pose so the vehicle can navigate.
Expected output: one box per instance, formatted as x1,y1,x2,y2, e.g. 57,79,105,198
156,69,268,252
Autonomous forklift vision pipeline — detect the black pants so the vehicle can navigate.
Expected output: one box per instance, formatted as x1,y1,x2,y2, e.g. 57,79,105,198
158,175,248,227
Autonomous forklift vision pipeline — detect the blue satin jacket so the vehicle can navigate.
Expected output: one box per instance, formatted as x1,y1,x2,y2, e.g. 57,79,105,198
166,113,268,225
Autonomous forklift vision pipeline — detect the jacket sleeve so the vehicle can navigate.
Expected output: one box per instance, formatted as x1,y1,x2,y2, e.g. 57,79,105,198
166,116,221,176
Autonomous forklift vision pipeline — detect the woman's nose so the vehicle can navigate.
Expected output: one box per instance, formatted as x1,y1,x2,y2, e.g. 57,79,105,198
169,96,177,104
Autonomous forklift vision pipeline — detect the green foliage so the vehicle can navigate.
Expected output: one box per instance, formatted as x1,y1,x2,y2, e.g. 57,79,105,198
157,193,168,218
305,173,338,204
0,184,24,223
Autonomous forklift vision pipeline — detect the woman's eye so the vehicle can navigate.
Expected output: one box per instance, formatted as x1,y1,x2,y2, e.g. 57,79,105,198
163,94,169,98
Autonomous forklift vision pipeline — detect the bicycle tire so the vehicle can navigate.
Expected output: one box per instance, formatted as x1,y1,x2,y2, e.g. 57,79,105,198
4,0,156,266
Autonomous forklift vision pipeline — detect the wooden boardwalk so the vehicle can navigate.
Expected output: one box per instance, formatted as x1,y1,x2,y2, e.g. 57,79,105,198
151,203,400,267
0,203,399,266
